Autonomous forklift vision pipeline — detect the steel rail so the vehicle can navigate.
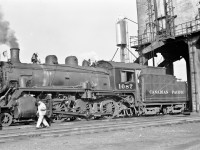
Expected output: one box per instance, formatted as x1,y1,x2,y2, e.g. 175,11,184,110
0,115,189,133
0,115,200,143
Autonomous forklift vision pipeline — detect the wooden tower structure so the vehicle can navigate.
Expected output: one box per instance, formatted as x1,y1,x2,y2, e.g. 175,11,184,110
132,0,200,112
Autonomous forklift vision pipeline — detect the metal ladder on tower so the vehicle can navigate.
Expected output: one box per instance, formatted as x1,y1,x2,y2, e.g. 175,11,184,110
145,0,156,42
165,0,176,38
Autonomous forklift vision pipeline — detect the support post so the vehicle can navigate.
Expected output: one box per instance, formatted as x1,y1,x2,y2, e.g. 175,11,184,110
188,36,200,112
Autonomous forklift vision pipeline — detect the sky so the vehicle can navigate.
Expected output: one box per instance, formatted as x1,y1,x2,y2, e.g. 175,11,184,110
0,0,187,81
0,0,138,63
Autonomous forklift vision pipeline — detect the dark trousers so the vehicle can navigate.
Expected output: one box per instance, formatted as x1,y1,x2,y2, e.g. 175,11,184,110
44,115,51,126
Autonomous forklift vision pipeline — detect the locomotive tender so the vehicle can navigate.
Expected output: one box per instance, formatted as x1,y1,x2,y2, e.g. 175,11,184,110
0,48,188,126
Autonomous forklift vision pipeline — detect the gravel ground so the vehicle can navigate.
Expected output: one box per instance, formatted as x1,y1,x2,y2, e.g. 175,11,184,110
1,122,200,150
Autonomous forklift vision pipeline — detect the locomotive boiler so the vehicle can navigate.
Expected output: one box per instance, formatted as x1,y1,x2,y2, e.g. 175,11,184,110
0,48,188,126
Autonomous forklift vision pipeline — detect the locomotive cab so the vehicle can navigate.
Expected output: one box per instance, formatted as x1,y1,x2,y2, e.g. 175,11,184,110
97,61,144,93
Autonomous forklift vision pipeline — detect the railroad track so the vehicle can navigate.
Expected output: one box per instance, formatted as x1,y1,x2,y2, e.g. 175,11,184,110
0,115,200,143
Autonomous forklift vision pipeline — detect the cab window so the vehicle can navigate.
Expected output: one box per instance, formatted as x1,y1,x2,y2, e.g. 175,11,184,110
121,71,135,82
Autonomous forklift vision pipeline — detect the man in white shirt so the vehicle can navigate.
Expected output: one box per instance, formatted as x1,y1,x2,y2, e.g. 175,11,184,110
36,101,49,129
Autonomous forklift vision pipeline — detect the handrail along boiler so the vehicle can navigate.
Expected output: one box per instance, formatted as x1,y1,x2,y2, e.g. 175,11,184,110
0,48,188,126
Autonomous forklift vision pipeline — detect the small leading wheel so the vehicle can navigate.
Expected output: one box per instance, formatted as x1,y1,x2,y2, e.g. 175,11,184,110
0,113,13,127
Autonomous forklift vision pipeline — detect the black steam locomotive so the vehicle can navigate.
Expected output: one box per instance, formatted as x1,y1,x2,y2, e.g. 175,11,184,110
0,48,188,126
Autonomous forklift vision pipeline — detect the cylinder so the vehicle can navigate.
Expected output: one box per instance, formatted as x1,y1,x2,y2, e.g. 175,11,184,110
10,48,20,63
13,96,37,119
45,55,58,65
65,56,78,66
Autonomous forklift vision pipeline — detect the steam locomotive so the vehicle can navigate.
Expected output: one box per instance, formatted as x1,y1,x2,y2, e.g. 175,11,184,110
0,48,188,126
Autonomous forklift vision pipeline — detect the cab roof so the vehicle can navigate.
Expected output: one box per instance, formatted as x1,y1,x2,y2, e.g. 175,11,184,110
97,60,146,70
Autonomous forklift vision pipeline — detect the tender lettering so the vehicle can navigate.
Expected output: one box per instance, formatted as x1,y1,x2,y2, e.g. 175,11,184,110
172,90,184,94
149,90,168,94
149,90,184,94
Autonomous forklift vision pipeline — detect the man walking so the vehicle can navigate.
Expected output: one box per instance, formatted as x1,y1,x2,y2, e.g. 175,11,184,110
36,101,49,129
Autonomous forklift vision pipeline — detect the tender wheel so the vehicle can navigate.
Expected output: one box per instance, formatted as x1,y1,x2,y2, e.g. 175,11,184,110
136,113,140,117
163,108,167,115
100,100,118,119
0,113,13,127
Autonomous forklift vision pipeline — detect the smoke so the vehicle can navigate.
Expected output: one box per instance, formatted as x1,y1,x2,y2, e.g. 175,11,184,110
0,7,19,48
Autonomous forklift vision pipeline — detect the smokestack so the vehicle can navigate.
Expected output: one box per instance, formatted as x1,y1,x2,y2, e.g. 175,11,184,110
10,48,20,63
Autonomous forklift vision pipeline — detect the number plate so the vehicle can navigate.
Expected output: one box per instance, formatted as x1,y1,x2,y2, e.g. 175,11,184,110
118,83,134,90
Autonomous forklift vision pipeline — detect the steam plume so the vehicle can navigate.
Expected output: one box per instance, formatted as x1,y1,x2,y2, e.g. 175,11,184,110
0,7,19,48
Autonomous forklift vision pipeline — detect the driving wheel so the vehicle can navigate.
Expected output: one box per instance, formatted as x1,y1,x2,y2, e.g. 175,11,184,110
100,100,118,119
